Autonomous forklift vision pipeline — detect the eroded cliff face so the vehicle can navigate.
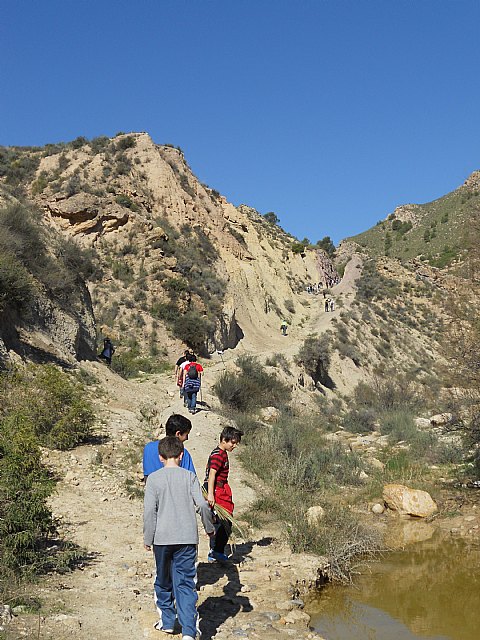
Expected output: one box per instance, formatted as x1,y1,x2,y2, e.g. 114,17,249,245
19,133,337,357
0,190,96,367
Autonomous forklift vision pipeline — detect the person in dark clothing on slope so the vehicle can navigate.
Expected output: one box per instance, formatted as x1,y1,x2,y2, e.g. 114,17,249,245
99,337,115,365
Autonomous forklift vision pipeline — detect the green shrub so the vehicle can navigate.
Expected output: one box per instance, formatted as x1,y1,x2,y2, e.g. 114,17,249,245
356,260,400,302
265,352,291,374
295,334,333,388
344,407,377,433
263,211,279,224
0,412,55,577
291,241,306,254
175,312,214,354
316,236,336,257
0,253,34,311
111,348,171,379
1,365,95,450
115,135,136,151
214,355,291,412
115,194,139,211
112,260,134,284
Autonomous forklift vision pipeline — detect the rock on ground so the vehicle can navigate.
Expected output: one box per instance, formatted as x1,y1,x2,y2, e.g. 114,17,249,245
383,483,438,517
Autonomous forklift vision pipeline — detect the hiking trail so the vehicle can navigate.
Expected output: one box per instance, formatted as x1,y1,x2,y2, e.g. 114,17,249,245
8,258,362,640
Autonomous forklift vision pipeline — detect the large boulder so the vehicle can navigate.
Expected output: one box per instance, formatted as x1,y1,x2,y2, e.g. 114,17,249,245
383,484,438,517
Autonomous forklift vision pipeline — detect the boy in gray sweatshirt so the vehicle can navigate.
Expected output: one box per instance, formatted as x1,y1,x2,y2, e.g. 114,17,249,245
144,436,214,640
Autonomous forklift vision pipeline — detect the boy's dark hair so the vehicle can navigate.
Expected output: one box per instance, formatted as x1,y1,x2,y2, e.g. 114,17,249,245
165,414,192,436
158,436,184,460
220,426,244,443
187,353,197,362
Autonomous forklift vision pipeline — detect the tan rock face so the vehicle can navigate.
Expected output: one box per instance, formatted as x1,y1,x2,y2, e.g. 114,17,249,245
24,132,339,357
383,484,438,518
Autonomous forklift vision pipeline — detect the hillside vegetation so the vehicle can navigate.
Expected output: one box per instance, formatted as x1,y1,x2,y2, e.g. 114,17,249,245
347,171,480,268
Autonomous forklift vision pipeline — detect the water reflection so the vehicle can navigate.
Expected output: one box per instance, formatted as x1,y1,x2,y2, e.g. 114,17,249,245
309,535,480,640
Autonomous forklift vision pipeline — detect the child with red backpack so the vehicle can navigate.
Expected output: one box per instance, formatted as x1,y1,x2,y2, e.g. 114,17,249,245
179,355,203,414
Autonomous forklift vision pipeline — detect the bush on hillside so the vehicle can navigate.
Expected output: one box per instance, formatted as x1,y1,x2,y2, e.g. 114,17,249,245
0,364,94,588
0,253,34,311
0,202,98,309
1,365,95,450
356,260,400,302
213,355,291,412
111,348,171,379
295,334,334,389
0,412,56,578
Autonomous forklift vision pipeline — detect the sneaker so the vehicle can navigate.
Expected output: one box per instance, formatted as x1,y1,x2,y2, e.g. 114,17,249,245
153,620,174,633
208,550,228,563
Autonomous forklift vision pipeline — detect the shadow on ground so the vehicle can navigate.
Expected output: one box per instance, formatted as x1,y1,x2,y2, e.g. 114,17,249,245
197,538,273,640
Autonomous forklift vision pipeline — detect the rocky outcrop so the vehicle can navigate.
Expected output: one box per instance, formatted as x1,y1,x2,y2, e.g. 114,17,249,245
45,194,129,235
383,484,438,518
0,282,96,367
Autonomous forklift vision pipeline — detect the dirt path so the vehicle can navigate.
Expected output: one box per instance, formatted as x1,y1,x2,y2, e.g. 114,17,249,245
7,258,363,640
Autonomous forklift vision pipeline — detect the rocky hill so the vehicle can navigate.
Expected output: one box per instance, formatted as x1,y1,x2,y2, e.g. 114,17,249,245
0,133,337,366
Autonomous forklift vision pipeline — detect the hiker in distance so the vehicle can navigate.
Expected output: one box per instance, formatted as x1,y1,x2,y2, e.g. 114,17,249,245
142,414,196,480
205,426,243,563
179,355,204,414
144,436,214,640
280,320,288,336
98,337,115,365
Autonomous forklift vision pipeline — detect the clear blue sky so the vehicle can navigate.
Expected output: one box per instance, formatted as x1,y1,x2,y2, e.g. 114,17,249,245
2,1,480,244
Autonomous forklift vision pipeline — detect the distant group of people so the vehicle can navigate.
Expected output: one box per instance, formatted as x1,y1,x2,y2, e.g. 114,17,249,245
305,276,340,295
143,413,243,639
306,282,324,295
324,297,335,312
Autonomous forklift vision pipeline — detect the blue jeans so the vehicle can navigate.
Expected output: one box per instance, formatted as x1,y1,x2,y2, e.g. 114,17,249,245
186,391,197,411
153,544,198,637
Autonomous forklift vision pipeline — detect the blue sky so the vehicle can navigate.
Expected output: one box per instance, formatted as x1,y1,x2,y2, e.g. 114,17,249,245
2,1,480,244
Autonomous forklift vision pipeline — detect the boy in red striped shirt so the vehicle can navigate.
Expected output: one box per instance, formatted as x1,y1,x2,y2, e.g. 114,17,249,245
204,426,243,563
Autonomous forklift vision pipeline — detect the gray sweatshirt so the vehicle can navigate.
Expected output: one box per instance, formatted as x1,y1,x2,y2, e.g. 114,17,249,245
143,465,214,546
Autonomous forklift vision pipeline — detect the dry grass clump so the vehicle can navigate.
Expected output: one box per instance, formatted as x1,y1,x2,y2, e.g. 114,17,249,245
285,503,381,583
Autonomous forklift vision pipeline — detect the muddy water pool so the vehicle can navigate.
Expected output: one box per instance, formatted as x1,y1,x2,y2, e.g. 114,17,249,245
309,535,480,640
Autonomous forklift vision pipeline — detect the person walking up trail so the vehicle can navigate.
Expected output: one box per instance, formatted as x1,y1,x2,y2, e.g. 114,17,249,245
142,414,196,480
280,320,288,336
144,436,214,640
205,427,243,563
175,350,191,400
179,355,203,414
